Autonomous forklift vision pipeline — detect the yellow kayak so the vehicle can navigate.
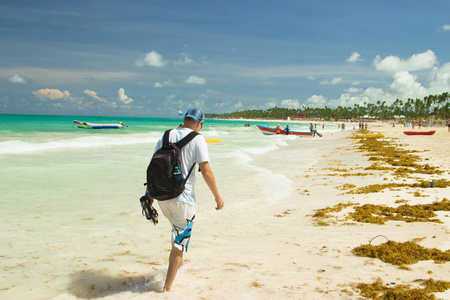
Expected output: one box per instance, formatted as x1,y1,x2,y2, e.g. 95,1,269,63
356,133,385,139
206,138,223,144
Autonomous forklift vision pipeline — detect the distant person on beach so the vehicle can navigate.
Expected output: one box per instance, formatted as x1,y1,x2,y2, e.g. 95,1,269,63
284,125,290,135
146,108,224,292
447,120,450,132
309,123,316,137
275,124,281,134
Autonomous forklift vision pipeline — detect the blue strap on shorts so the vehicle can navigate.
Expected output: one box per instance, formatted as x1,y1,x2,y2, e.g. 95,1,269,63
174,220,194,251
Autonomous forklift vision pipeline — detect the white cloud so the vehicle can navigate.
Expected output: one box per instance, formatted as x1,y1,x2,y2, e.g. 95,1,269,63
32,88,70,100
280,99,301,109
441,24,450,31
345,87,362,94
9,73,27,84
298,52,449,110
305,95,328,108
332,77,343,85
261,101,278,109
83,89,107,103
320,77,343,85
1,67,134,85
388,71,428,99
192,99,206,109
329,93,360,107
176,53,193,65
326,87,392,108
151,94,188,114
154,79,173,88
428,62,450,94
118,88,134,104
347,52,362,63
234,101,243,109
373,50,437,73
185,76,206,85
136,50,166,67
361,87,389,103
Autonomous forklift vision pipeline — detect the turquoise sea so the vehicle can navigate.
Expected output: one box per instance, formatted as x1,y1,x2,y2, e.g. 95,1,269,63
0,114,343,299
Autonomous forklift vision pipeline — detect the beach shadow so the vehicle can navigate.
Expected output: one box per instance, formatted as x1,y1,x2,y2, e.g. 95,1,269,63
67,269,164,299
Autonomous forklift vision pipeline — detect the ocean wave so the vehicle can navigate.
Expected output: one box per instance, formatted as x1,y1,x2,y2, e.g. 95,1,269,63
0,134,159,154
243,143,280,155
226,147,292,204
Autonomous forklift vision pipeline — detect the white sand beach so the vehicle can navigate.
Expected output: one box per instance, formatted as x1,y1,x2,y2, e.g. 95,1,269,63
2,122,449,300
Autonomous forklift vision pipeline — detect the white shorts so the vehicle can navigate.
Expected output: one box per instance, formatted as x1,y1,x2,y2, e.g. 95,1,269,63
158,199,196,252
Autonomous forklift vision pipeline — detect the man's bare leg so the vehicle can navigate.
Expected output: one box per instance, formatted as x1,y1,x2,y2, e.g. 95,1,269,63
163,245,184,292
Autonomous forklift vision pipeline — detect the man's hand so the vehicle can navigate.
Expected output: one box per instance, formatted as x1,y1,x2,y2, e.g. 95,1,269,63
145,190,154,205
199,161,224,211
215,196,224,210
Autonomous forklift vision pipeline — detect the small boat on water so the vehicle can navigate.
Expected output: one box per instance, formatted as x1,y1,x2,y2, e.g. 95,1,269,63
356,132,385,139
256,125,314,137
73,120,127,129
403,130,435,136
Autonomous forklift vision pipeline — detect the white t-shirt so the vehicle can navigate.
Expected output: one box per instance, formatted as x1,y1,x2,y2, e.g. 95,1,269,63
154,128,209,206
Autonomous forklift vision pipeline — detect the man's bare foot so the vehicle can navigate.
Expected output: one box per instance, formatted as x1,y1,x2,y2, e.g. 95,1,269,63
179,259,191,269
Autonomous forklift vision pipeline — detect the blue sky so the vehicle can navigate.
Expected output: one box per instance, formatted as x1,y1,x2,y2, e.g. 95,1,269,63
1,0,450,117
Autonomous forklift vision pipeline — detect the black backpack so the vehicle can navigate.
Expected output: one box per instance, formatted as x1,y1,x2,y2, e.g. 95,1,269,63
146,129,199,200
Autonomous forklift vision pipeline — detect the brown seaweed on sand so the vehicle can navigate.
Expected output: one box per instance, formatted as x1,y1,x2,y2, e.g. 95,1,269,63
353,135,444,177
352,239,450,266
353,278,450,300
311,198,449,225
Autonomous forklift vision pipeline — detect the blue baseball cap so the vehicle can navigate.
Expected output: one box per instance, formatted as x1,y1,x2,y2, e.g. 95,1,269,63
184,108,204,123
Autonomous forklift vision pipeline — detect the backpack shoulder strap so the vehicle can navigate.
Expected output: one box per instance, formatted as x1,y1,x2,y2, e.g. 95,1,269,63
176,130,200,184
162,129,172,145
175,131,199,149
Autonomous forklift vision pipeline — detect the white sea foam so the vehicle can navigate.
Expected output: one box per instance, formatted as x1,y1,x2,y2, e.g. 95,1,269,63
242,143,280,155
0,134,160,154
256,166,292,204
225,144,292,204
203,130,230,137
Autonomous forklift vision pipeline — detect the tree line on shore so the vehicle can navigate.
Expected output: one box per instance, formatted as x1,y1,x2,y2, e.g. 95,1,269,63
206,92,450,122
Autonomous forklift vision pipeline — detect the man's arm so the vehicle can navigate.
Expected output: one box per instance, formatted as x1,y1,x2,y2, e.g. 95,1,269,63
199,161,224,210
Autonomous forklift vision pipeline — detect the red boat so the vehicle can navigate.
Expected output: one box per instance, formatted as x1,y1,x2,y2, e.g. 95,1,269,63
256,125,314,137
403,130,435,136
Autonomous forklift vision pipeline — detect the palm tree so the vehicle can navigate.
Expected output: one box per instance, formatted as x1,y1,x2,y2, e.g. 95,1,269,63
414,98,426,120
440,101,450,120
437,92,449,119
424,95,433,119
404,98,413,120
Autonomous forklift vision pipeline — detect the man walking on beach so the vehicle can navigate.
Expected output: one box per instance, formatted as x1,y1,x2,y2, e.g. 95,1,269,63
147,108,224,292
